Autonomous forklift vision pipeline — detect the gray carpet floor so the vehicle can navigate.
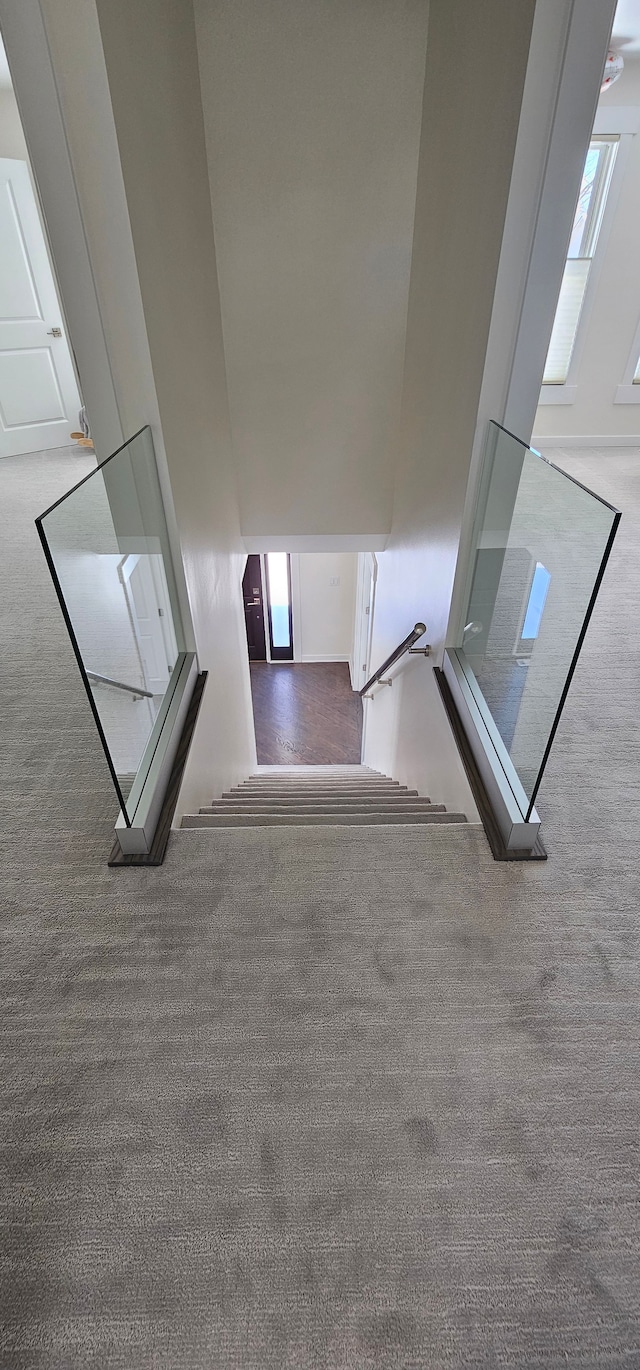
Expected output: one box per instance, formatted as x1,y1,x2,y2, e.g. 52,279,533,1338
1,446,640,1368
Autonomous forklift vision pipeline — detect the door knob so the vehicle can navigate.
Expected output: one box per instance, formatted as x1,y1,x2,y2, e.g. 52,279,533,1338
47,327,62,337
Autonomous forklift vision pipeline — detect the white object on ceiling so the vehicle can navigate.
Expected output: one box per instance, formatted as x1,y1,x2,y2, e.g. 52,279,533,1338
601,50,625,92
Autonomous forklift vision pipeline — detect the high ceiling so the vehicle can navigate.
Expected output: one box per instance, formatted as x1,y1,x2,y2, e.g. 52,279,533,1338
612,0,640,55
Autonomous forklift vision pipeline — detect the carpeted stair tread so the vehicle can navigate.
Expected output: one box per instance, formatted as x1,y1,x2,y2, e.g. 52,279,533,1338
182,811,467,828
184,767,466,831
249,766,383,775
199,801,445,813
241,771,398,781
221,788,419,800
205,794,441,800
233,795,409,801
234,783,405,794
225,784,413,794
244,772,395,780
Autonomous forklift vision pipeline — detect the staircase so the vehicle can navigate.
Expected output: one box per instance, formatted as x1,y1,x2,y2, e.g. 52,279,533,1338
181,766,467,829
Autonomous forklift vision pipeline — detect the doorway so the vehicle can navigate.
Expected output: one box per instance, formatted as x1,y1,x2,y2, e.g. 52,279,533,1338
351,552,376,691
241,550,366,763
264,552,293,662
0,30,82,458
119,553,178,694
0,159,82,457
242,553,267,661
242,552,295,663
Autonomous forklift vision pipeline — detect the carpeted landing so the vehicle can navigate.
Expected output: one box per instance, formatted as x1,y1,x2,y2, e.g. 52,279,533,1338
1,448,640,1367
3,821,640,1369
1,817,637,1369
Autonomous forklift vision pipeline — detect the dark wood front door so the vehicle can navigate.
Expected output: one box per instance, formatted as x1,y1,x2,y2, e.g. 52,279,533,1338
242,554,267,660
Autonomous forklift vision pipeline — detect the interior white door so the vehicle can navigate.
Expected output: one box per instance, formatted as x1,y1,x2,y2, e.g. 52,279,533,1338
120,554,178,695
0,158,81,457
351,552,376,690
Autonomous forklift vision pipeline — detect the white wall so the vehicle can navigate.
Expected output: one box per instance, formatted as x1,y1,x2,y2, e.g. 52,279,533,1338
92,0,257,813
448,0,614,647
294,552,357,662
534,57,640,443
193,0,429,539
363,0,536,816
2,0,598,822
3,0,256,815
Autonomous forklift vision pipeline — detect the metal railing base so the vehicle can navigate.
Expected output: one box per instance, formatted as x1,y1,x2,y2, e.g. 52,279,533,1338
442,649,541,853
114,653,198,855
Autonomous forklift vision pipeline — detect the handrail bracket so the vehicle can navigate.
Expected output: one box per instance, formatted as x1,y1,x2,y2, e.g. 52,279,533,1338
359,622,430,697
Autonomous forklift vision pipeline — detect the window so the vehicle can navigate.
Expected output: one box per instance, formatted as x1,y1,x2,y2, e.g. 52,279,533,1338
543,137,618,386
521,563,551,642
265,552,293,660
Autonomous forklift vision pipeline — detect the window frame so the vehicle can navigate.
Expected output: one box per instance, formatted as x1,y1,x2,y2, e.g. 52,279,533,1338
539,122,632,405
265,551,294,661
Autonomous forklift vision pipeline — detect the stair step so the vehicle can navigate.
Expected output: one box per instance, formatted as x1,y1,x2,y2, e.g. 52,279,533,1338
235,783,405,794
200,800,443,813
226,789,416,800
223,794,422,800
250,767,383,776
245,770,392,777
229,780,408,790
182,811,467,829
229,795,412,802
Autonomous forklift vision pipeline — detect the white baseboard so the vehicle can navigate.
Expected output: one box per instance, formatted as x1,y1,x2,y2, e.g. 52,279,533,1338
299,653,350,663
532,433,640,449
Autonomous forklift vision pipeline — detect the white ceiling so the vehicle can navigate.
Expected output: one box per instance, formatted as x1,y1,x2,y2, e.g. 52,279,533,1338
612,0,640,54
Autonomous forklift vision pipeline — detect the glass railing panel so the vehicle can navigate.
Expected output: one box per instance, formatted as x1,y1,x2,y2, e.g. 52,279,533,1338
36,427,186,823
457,421,620,815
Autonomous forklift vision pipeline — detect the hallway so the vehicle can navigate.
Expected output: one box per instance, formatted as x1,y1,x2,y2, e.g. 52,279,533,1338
249,660,363,765
1,447,640,1366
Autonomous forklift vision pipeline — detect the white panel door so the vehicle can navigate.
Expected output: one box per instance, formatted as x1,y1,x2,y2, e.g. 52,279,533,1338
351,552,375,690
120,554,177,695
0,158,81,457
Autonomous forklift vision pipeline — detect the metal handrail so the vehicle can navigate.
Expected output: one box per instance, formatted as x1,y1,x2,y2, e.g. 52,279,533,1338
359,623,429,697
86,670,153,700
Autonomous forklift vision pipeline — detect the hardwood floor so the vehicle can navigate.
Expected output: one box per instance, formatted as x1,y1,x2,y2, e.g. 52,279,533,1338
249,661,363,764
